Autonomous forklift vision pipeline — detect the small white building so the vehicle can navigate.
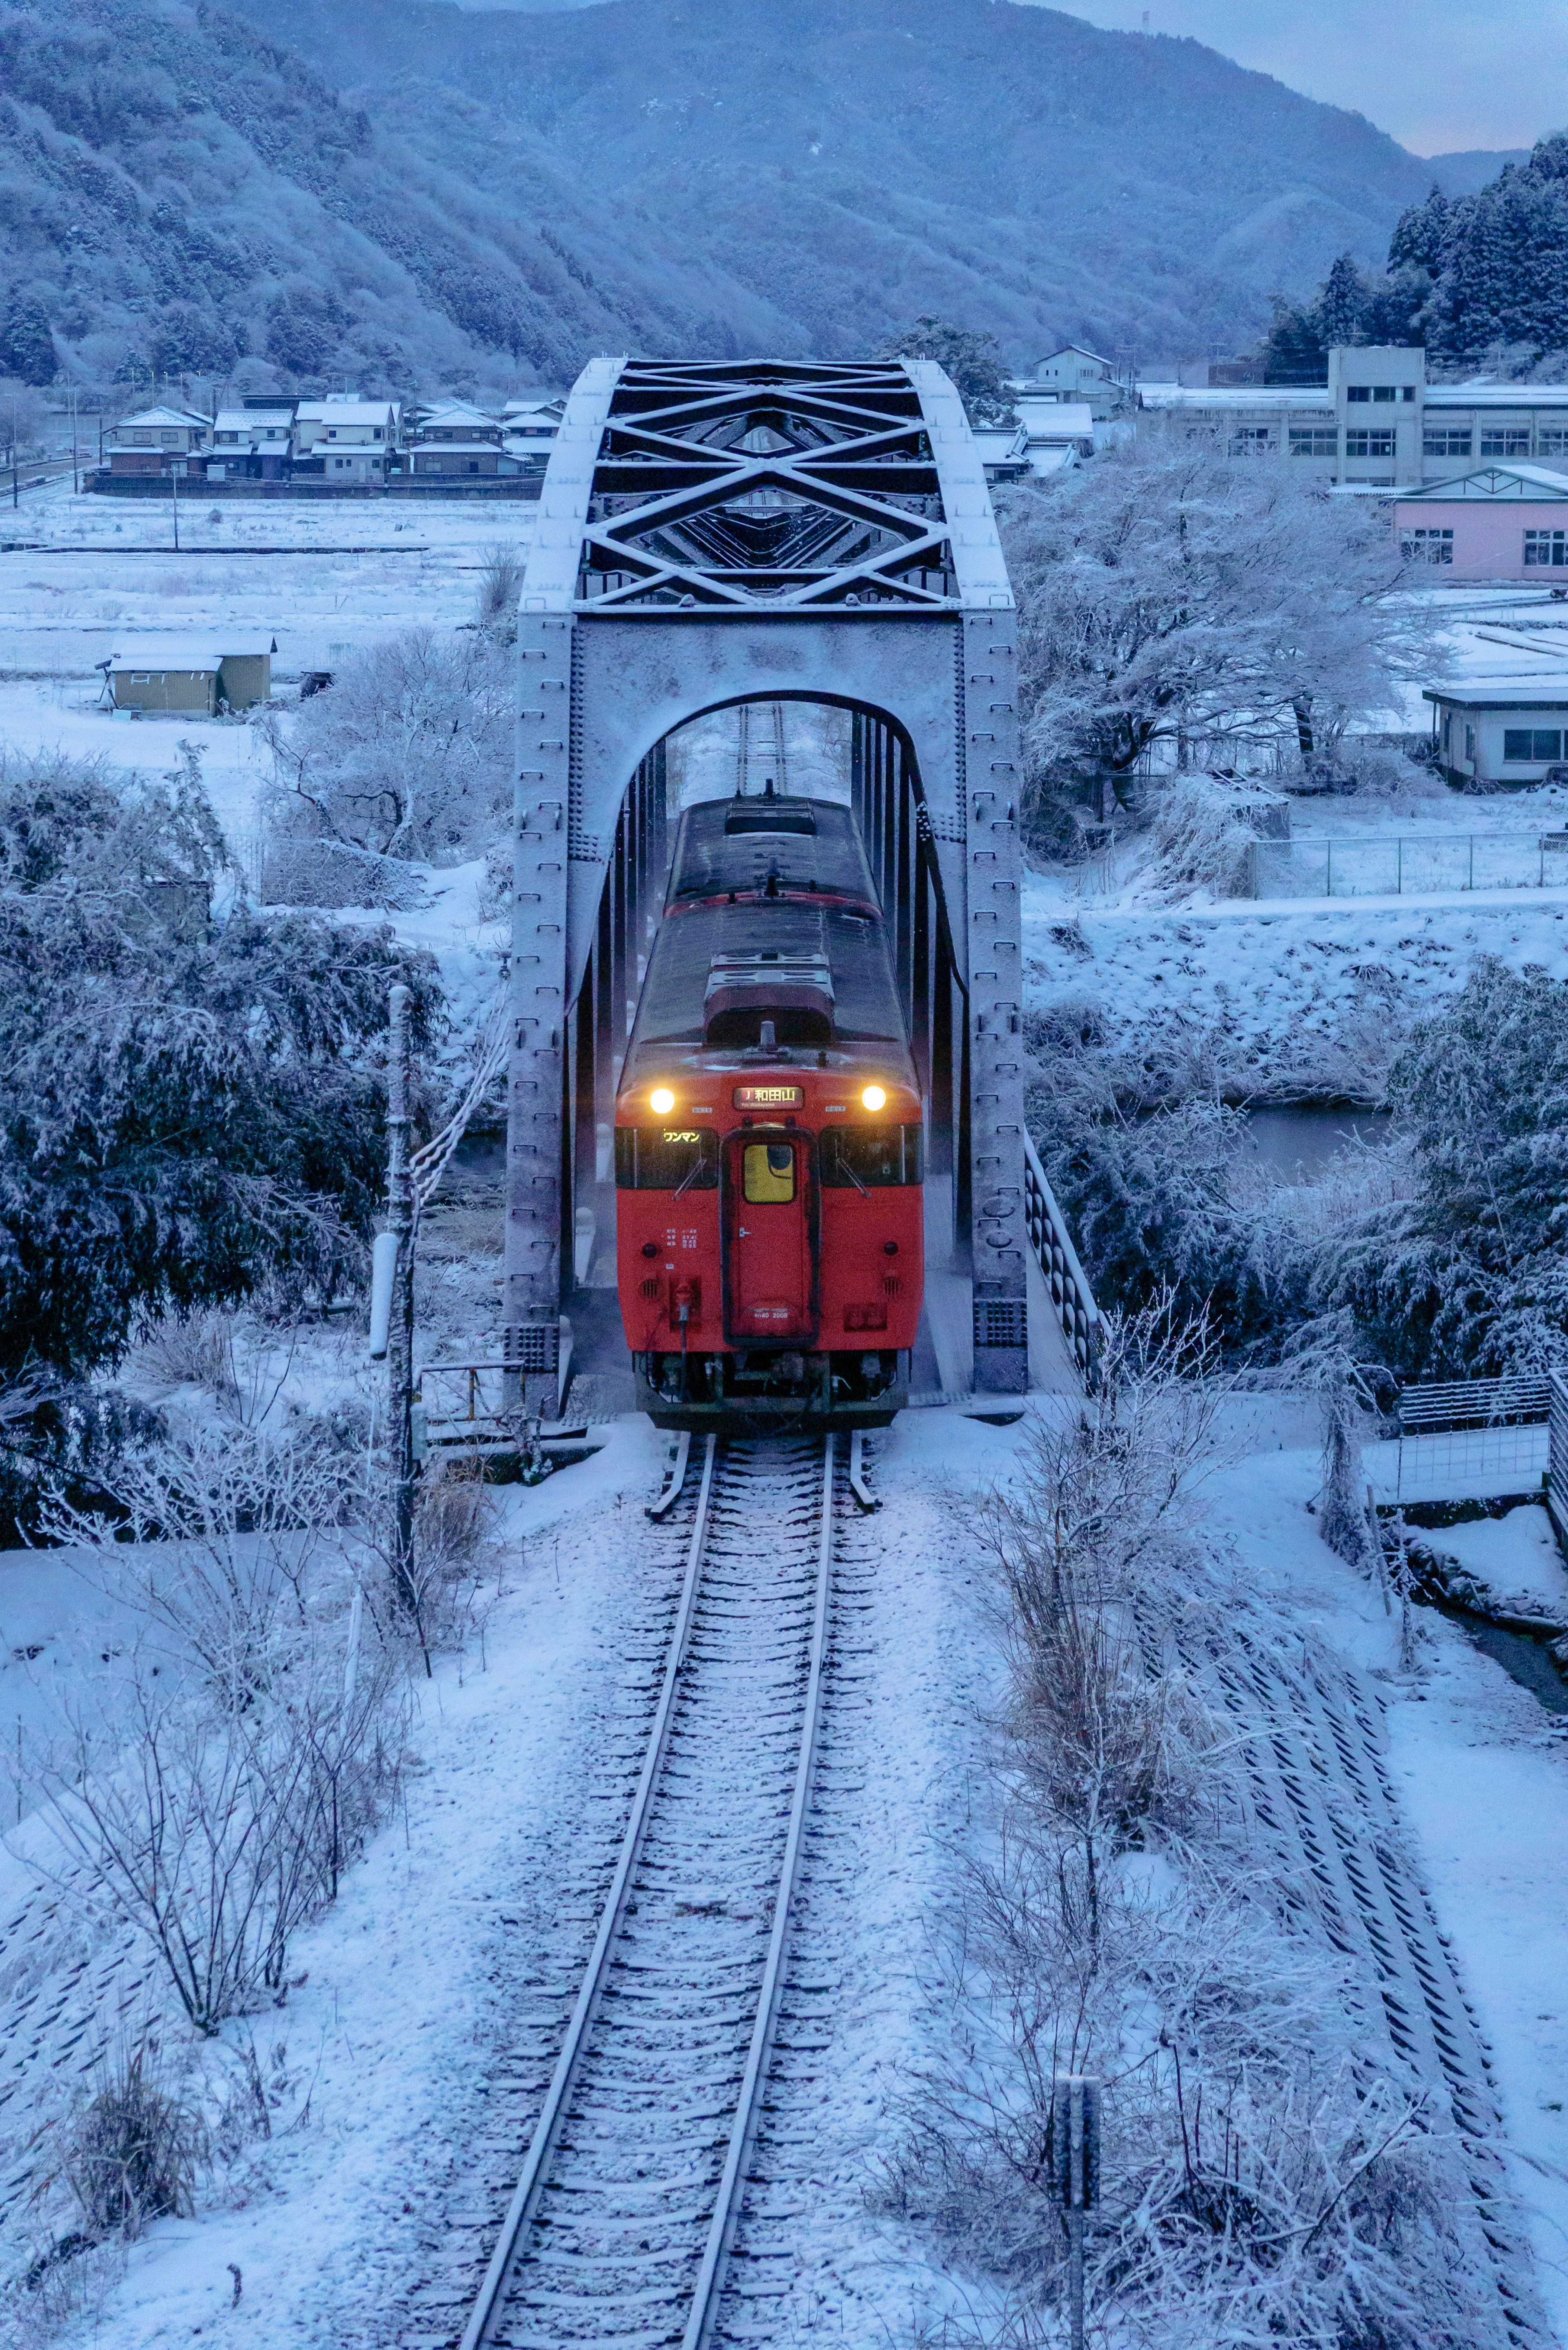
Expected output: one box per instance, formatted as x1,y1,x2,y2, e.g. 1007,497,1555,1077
1424,675,1568,786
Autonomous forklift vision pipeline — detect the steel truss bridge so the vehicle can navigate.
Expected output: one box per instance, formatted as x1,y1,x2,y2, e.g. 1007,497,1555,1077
503,355,1083,1403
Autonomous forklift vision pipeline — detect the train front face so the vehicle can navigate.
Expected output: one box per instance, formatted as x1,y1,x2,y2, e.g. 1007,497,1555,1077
615,791,923,1432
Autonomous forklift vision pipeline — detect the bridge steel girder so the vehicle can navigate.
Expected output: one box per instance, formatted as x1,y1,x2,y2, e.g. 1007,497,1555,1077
504,356,1029,1399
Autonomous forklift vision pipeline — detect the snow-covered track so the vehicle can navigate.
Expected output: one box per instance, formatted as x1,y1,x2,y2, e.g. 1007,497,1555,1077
458,1432,840,2350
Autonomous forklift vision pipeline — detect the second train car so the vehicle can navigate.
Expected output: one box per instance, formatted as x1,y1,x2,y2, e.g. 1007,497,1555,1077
615,783,923,1430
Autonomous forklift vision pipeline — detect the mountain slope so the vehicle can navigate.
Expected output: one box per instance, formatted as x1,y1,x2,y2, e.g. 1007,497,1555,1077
0,0,782,391
229,0,1441,361
3,0,1447,392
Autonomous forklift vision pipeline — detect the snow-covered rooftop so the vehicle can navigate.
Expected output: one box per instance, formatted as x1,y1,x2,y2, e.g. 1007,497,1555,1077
296,400,398,425
1423,673,1568,706
1428,383,1568,408
212,409,291,434
108,637,276,669
1017,399,1094,440
1139,385,1334,411
112,406,209,430
1401,463,1568,500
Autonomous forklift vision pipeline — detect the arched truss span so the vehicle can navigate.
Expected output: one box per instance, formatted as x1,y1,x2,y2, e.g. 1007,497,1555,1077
506,357,1034,1402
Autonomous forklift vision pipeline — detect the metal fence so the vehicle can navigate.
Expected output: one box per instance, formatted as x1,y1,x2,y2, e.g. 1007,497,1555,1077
1023,1132,1101,1386
1388,1374,1552,1503
1249,831,1568,900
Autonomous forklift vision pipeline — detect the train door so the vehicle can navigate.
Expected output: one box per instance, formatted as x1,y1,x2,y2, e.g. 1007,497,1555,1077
722,1133,816,1346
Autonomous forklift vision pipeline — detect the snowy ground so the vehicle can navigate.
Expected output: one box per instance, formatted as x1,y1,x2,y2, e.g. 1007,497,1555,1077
0,1408,1017,2350
1024,880,1568,1083
1199,1452,1568,2343
0,479,535,883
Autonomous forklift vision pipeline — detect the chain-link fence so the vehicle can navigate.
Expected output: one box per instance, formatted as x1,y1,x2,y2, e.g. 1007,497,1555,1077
1249,831,1568,900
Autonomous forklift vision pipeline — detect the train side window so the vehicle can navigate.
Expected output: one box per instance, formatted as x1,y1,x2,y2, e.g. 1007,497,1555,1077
615,1128,718,1189
820,1125,922,1187
742,1141,797,1203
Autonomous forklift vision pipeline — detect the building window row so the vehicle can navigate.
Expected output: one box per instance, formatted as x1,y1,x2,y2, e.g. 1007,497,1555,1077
1503,728,1564,761
1402,528,1454,563
1347,384,1417,403
1524,530,1568,566
1345,430,1396,457
1289,428,1337,457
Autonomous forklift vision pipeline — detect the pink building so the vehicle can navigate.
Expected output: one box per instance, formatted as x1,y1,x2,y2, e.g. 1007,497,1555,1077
1391,462,1568,582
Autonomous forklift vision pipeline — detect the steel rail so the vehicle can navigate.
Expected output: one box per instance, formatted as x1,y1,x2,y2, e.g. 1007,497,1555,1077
680,1430,836,2348
459,1432,720,2350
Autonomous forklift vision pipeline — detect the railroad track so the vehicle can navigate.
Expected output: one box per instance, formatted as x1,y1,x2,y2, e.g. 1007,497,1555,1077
1168,1609,1552,2350
454,1430,849,2350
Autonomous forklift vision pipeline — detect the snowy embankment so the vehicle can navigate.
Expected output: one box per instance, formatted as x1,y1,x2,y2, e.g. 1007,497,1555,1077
1024,873,1568,1092
1203,1448,1568,2346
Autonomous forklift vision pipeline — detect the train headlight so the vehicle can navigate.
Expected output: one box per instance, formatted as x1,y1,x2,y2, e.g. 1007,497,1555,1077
861,1085,886,1112
650,1087,675,1115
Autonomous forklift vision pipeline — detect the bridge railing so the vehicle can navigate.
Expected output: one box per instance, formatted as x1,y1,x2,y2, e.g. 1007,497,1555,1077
1022,1130,1100,1387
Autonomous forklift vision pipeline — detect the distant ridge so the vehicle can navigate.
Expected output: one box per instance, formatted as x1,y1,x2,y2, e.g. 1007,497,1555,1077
4,0,1454,391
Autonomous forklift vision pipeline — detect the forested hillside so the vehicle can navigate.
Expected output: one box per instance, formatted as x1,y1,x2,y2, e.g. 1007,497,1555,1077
2,0,1449,394
1262,134,1568,377
0,0,778,391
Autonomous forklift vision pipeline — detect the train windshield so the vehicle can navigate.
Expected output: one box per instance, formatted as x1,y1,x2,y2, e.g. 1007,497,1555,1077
615,1127,719,1190
820,1125,922,1187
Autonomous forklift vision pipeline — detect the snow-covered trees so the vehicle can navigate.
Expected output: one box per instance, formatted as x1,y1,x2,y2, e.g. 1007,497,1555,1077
877,317,1012,421
1328,956,1568,1378
1001,432,1430,803
263,627,512,864
0,753,439,1379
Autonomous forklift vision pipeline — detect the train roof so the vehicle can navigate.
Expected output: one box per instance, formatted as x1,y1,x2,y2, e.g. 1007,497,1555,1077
666,794,877,910
622,797,914,1089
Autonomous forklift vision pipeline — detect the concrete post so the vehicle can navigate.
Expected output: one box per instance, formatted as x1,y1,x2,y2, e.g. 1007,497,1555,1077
503,611,572,1409
964,609,1029,1392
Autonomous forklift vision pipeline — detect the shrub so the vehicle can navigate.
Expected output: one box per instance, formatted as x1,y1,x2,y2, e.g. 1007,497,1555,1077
261,626,512,864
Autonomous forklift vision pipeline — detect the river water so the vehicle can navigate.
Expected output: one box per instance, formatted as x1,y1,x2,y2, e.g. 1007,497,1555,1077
1243,1103,1394,1181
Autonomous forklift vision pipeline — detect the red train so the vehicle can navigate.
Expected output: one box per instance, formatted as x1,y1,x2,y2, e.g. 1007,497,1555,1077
615,786,923,1431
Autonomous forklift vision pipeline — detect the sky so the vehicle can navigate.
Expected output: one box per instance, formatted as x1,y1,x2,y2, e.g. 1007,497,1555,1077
1036,0,1566,154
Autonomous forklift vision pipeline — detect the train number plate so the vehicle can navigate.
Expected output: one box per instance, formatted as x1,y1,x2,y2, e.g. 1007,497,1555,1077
733,1084,802,1107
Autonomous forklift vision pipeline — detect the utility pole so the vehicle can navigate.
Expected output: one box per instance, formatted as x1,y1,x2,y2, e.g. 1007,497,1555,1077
385,982,418,1617
69,387,78,495
1053,2075,1101,2350
171,452,180,552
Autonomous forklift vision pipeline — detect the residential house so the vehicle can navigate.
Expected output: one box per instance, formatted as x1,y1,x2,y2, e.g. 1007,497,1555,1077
1424,676,1568,786
108,637,276,714
293,396,399,482
206,407,292,481
501,397,565,443
1140,345,1568,490
1029,346,1127,419
413,399,503,445
1391,464,1568,581
102,407,210,478
969,422,1033,485
500,397,563,481
405,399,517,479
